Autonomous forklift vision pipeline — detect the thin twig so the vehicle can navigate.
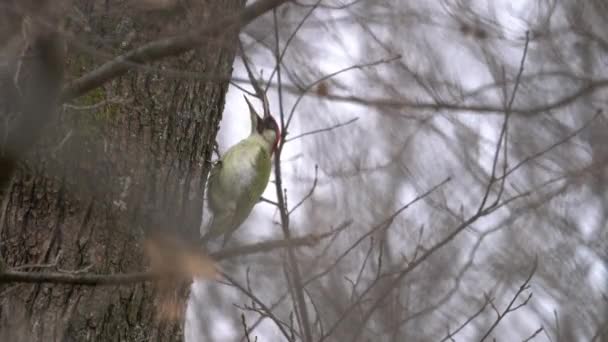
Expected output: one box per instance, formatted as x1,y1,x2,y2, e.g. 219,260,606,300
348,237,375,302
440,299,490,342
478,257,538,342
285,117,359,142
264,0,323,94
285,56,400,129
497,109,602,182
241,314,253,342
478,31,530,211
523,327,544,342
226,272,295,341
238,39,266,98
259,196,279,207
288,165,318,215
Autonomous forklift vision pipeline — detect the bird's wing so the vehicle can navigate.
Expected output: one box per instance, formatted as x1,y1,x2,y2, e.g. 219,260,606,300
200,161,223,239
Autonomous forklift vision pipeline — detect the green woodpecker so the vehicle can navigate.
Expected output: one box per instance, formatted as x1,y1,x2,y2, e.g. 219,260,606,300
201,95,280,247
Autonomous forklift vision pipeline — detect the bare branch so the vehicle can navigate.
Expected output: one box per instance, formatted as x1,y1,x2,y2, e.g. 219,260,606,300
0,270,158,286
211,232,333,260
306,79,608,117
265,6,318,341
0,233,335,286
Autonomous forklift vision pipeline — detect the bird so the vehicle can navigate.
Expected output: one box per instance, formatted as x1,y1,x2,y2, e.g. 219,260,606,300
201,95,280,247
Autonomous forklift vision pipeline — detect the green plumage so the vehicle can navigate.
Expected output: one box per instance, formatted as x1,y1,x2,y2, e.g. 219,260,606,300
203,134,273,246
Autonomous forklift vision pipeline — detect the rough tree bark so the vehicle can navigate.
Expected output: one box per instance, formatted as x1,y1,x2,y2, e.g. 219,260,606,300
0,0,242,340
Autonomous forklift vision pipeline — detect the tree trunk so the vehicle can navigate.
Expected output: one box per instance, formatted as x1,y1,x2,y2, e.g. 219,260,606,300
0,1,242,340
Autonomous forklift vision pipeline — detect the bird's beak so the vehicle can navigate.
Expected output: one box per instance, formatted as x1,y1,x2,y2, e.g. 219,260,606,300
261,93,271,119
243,95,261,134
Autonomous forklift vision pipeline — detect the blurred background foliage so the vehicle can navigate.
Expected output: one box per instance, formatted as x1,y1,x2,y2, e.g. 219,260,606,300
196,0,607,340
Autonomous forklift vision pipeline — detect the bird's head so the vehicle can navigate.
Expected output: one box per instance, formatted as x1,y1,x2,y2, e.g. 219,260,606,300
244,95,280,154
